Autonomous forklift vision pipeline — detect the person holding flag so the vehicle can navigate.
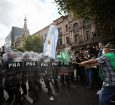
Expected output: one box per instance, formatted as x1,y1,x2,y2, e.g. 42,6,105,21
43,24,59,101
43,24,59,60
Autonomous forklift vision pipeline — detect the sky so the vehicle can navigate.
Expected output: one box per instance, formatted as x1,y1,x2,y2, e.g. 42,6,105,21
0,0,61,47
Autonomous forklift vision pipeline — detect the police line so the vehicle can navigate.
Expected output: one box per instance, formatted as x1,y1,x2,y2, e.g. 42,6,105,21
6,61,65,69
7,61,59,68
0,61,70,76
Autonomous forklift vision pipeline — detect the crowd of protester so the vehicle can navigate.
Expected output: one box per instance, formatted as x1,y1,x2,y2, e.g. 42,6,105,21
59,43,101,89
58,41,115,105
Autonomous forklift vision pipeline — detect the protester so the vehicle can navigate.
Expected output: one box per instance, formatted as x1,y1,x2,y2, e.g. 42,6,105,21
80,43,115,105
97,42,106,94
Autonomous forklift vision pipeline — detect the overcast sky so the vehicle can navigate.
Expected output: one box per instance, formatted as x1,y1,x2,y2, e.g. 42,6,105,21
0,0,61,47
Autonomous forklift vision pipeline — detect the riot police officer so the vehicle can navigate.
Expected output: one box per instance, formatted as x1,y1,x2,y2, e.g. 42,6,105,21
0,57,4,105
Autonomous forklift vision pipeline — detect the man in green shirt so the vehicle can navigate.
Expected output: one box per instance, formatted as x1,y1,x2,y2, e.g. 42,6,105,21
80,43,115,105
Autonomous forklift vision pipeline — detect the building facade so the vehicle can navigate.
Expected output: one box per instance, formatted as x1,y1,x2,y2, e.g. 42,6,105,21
14,16,30,49
33,15,96,52
21,16,30,36
33,15,114,52
32,25,50,43
5,16,30,51
5,26,22,50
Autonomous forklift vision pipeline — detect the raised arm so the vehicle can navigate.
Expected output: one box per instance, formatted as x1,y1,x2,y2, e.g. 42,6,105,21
80,59,98,66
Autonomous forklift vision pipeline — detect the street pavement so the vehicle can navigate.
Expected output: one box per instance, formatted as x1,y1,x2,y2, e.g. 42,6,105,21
24,82,99,105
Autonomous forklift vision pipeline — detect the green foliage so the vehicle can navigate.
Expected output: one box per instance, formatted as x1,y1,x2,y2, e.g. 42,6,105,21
54,0,115,35
23,35,43,53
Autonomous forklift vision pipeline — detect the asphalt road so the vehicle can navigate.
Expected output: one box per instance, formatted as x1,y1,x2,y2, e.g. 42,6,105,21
24,82,99,105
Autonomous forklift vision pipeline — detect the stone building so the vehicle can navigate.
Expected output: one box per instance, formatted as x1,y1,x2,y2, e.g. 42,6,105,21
21,16,30,36
5,26,22,50
5,16,30,50
33,15,95,52
32,25,50,43
14,16,30,49
33,15,114,52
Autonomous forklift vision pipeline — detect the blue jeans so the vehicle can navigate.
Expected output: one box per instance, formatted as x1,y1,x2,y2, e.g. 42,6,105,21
85,69,93,87
99,86,115,105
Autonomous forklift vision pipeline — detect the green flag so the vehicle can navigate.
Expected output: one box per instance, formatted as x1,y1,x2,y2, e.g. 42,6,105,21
57,50,70,64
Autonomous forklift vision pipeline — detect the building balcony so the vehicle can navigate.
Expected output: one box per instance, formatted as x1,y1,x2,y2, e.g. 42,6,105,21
71,34,115,48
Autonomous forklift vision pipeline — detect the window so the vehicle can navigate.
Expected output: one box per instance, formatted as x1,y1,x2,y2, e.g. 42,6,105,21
73,23,79,31
58,27,62,35
66,37,69,44
86,31,90,40
83,20,91,27
58,38,62,45
92,32,96,41
74,34,78,42
65,24,69,32
43,34,47,42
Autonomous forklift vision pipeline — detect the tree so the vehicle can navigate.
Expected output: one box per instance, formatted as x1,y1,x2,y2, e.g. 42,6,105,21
54,0,115,36
23,35,43,53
